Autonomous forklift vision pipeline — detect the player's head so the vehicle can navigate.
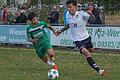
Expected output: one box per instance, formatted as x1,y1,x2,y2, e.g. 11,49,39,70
66,0,77,15
87,4,94,11
28,12,38,25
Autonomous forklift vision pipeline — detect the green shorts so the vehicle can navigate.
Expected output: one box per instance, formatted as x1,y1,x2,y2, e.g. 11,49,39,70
35,44,52,58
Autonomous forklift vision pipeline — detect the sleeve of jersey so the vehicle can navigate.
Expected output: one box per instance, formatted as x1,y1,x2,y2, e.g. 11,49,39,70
65,12,69,25
82,12,90,21
40,21,49,28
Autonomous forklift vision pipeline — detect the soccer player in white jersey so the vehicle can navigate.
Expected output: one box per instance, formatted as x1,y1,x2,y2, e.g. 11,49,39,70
57,0,106,77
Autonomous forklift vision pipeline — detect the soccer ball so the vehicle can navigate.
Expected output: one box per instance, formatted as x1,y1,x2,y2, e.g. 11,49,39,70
48,69,59,80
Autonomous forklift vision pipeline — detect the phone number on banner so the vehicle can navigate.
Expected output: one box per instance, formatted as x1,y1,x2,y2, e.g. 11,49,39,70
95,41,120,49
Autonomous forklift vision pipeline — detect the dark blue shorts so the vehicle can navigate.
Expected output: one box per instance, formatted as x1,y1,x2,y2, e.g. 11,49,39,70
73,36,93,53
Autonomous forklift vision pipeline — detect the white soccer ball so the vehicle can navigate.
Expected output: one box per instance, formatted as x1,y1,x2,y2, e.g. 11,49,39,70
48,69,59,80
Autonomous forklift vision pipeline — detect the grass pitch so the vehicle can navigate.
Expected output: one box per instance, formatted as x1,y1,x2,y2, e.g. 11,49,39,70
0,47,120,80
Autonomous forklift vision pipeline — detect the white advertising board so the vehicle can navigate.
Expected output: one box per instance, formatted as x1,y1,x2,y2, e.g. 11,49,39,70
50,26,120,49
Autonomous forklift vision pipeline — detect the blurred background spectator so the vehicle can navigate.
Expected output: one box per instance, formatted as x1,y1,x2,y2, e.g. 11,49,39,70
87,3,102,25
2,6,9,24
48,5,59,24
15,9,28,24
7,9,15,24
0,8,2,22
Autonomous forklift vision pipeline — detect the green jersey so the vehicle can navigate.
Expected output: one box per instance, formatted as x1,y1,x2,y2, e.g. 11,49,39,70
26,21,50,48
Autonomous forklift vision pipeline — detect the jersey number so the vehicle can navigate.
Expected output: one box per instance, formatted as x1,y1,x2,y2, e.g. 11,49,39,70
70,23,77,28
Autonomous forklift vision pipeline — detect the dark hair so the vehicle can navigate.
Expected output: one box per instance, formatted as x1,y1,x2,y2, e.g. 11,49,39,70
88,4,94,7
66,0,77,6
28,12,36,21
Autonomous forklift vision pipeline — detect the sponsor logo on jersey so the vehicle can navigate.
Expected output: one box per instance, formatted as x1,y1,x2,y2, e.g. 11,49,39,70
34,32,43,38
29,25,44,32
76,15,79,18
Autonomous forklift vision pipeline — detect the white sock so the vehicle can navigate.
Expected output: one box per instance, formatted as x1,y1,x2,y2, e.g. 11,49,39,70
47,60,55,66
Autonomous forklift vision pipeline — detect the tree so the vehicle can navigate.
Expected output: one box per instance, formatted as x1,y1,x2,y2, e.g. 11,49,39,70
41,0,60,4
92,0,120,9
82,0,120,15
30,0,60,5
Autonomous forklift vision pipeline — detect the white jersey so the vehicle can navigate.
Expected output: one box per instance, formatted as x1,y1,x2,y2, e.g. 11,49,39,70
66,11,90,41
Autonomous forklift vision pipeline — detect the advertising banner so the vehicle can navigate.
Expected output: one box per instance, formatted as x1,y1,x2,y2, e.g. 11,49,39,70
50,26,120,49
0,25,120,49
0,25,29,44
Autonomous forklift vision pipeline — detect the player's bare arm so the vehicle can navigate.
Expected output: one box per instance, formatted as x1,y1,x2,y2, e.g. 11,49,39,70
48,24,58,36
57,24,70,34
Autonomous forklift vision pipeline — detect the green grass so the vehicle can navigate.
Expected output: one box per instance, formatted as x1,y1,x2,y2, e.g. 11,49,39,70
0,47,120,80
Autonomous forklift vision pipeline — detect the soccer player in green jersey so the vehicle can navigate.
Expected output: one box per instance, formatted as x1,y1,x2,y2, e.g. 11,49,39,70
26,12,58,70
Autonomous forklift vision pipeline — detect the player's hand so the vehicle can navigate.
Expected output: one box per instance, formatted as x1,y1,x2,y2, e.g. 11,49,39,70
32,38,38,43
54,31,60,36
87,10,92,14
56,30,62,36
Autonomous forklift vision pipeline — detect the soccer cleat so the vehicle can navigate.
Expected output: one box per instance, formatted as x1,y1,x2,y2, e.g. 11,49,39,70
99,70,107,77
52,64,58,70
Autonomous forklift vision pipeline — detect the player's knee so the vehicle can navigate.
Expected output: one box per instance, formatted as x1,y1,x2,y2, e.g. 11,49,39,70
49,54,54,58
48,49,55,56
88,48,95,53
81,48,91,58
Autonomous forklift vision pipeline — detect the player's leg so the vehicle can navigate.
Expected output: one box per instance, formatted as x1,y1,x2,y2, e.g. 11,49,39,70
85,36,95,53
44,43,58,70
37,49,57,70
81,47,100,72
73,37,106,76
84,37,106,76
84,37,100,73
47,48,55,61
40,55,48,63
40,55,55,67
81,48,106,76
35,45,56,68
87,48,95,53
47,48,58,70
36,49,48,63
74,40,99,71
